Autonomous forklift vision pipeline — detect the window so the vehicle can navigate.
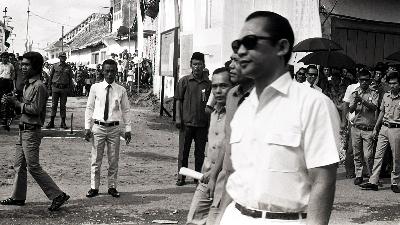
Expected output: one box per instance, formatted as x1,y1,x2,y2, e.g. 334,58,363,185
101,51,106,61
92,53,99,64
114,0,122,12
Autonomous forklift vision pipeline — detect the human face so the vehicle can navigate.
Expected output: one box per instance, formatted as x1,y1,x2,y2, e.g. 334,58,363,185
358,75,371,91
21,58,33,78
59,56,67,63
229,54,241,84
323,67,330,76
235,17,279,79
190,59,205,77
2,56,8,64
306,68,318,84
295,69,306,83
374,71,383,83
212,71,232,105
103,64,117,84
388,78,400,94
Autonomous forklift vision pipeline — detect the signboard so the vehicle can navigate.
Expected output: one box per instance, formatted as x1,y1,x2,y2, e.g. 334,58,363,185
159,28,177,77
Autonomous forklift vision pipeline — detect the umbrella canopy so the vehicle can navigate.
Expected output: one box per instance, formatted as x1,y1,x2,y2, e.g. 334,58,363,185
385,50,400,62
293,37,342,52
298,51,356,69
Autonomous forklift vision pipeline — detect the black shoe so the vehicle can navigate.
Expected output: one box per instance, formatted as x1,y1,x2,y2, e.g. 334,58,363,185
86,189,99,198
60,123,68,129
176,179,186,186
391,185,400,193
359,182,378,191
354,177,363,185
108,188,120,198
48,193,69,211
45,122,55,129
0,198,25,206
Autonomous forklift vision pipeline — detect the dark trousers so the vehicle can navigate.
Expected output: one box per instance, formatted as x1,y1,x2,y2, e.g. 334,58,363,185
178,125,208,180
51,88,68,118
345,124,355,177
11,130,63,201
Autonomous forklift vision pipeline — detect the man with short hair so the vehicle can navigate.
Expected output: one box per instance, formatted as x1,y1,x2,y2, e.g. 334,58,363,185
186,67,232,225
360,71,400,193
295,67,306,83
175,52,211,186
84,59,131,198
220,11,340,225
0,52,15,95
0,51,69,211
303,65,322,92
348,69,378,185
46,52,73,129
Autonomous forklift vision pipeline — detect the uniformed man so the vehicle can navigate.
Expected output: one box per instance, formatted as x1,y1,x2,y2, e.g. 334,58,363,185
220,11,340,225
360,71,400,193
348,69,378,185
175,52,212,186
0,51,69,211
46,52,73,129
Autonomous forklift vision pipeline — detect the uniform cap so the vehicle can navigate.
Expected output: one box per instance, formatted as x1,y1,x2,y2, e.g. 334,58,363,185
59,52,67,58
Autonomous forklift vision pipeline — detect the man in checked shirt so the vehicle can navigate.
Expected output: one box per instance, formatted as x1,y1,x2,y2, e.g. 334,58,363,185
84,59,131,198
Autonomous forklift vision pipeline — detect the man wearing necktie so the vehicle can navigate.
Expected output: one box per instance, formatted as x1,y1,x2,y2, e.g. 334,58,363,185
84,59,131,198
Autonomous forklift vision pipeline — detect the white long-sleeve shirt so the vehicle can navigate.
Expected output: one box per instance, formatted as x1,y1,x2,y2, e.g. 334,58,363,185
85,80,131,132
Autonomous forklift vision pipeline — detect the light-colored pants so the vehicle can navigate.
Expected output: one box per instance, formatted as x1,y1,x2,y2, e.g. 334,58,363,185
351,127,374,177
12,130,63,201
90,124,121,189
220,203,306,225
369,126,400,185
187,183,212,225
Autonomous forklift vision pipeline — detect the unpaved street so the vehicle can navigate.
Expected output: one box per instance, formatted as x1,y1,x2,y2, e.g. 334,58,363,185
0,97,400,225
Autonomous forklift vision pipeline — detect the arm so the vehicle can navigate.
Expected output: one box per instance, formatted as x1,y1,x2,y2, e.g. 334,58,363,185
121,88,132,144
175,99,183,129
84,84,96,131
307,163,337,225
22,85,47,115
48,66,55,89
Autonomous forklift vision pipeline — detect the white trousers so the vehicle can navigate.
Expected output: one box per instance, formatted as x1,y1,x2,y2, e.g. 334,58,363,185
219,203,306,225
90,124,121,189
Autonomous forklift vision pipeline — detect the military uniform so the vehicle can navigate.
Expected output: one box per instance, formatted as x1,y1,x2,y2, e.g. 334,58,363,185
47,54,73,128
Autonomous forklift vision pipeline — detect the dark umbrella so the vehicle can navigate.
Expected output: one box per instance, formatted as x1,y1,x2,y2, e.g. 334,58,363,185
385,50,400,62
298,51,356,69
293,37,342,52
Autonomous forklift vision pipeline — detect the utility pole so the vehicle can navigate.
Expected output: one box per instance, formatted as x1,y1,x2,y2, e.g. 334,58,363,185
128,0,131,55
26,0,31,52
3,7,7,28
61,25,64,52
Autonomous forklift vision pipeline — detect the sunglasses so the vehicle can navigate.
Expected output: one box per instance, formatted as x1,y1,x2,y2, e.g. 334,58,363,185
231,35,274,53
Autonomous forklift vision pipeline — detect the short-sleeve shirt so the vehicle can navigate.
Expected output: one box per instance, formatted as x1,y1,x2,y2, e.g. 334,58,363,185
343,83,360,121
174,74,211,127
226,72,340,212
349,87,378,126
381,92,400,124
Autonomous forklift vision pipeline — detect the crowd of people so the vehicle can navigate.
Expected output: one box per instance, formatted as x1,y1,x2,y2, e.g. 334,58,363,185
1,9,400,225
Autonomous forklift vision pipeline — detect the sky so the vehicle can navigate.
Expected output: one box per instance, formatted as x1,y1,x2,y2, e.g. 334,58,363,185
2,0,110,54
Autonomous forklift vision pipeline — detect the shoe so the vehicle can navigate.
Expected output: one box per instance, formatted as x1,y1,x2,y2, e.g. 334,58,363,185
391,185,400,193
60,123,68,129
176,179,186,186
45,122,55,129
354,177,363,185
48,192,70,211
194,179,199,184
108,188,120,198
0,198,25,206
86,189,99,198
359,182,378,191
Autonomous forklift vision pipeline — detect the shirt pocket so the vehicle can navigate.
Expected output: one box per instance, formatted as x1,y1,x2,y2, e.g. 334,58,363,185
264,131,301,172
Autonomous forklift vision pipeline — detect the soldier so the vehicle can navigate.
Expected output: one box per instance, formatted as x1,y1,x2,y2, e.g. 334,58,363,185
46,52,73,129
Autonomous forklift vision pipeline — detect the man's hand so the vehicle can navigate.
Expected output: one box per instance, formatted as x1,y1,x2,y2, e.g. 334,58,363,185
125,132,131,145
84,129,91,142
200,171,211,184
207,179,216,199
5,95,19,107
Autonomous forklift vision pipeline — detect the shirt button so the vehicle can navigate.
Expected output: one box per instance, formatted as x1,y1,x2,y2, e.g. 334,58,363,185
212,146,216,149
215,132,218,135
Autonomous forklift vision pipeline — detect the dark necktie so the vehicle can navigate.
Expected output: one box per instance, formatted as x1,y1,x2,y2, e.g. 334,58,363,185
104,85,111,121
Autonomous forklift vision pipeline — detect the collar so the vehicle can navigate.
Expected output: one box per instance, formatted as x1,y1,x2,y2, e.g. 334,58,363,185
188,73,207,82
248,72,292,106
27,75,41,84
214,103,226,114
233,79,254,97
390,91,400,99
100,80,116,89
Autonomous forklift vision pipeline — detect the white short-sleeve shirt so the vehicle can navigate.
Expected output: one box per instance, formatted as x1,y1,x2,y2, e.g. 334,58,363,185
342,83,360,121
226,72,340,212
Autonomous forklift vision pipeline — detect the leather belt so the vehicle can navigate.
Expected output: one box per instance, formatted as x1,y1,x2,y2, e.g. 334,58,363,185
353,124,374,131
19,123,41,131
94,120,119,127
383,121,400,128
235,203,307,220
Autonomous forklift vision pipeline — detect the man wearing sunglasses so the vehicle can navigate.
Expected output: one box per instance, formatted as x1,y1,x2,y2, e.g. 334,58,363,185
220,11,340,225
295,67,306,83
303,65,322,92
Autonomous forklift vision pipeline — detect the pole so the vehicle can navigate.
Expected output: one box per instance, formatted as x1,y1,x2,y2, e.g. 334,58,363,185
128,0,131,55
26,0,30,52
61,25,64,52
137,61,140,94
70,113,73,134
3,7,7,28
